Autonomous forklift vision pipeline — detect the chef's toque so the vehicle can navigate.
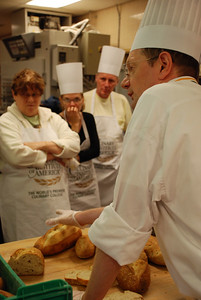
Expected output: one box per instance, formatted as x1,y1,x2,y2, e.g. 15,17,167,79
131,0,201,63
56,62,83,95
98,46,125,76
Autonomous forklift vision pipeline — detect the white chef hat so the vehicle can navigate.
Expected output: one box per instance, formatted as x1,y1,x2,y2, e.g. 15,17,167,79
56,62,83,95
98,46,125,76
131,0,201,63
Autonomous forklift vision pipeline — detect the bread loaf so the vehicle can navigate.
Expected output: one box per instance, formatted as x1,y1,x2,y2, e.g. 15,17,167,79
138,250,148,262
64,267,117,288
104,290,144,299
144,235,166,266
8,247,44,276
77,269,92,285
116,257,150,294
64,270,81,285
75,235,96,259
64,269,92,286
34,224,82,255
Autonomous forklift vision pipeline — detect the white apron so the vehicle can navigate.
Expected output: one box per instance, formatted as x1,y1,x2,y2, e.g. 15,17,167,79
91,90,124,206
0,124,70,242
67,116,100,210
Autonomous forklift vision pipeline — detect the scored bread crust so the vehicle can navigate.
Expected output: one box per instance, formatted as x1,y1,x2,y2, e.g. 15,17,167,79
8,247,44,276
34,224,82,255
116,258,150,294
75,235,96,259
138,251,148,262
144,235,166,266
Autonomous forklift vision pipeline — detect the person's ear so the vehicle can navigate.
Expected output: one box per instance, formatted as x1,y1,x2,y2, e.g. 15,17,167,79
158,51,173,80
59,96,63,105
59,96,65,110
95,74,99,83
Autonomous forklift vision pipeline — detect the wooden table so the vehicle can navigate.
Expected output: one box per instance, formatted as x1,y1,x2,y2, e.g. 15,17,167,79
0,230,194,300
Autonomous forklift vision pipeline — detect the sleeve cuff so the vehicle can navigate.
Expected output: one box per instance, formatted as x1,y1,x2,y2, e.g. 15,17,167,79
33,151,47,168
89,204,151,266
51,140,65,158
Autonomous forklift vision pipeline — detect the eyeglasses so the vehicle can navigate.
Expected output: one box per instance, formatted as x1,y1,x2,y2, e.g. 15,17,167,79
62,97,82,103
123,56,159,77
19,92,41,99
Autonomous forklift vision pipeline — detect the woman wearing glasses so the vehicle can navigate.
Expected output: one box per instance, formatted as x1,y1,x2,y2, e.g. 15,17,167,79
0,68,80,242
57,62,100,211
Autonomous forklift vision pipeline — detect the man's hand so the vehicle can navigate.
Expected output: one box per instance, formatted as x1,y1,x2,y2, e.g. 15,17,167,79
46,209,82,227
46,207,104,229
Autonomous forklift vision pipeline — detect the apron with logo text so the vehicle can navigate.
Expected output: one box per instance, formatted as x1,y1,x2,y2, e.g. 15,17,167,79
91,90,124,206
0,123,70,242
67,117,100,210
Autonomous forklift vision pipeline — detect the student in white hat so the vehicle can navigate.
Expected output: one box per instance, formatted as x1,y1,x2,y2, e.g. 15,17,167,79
83,45,132,207
47,0,201,299
56,62,101,211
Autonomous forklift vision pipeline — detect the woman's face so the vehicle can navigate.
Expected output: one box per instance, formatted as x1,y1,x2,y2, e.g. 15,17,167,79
61,93,84,112
12,87,41,116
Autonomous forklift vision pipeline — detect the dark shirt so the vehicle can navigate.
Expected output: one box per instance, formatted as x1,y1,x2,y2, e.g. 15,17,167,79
79,112,100,163
61,111,100,163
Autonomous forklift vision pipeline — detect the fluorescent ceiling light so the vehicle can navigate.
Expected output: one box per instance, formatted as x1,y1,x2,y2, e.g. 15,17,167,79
26,0,81,8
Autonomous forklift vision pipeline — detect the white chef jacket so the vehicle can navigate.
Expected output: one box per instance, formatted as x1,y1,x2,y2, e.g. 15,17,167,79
89,77,201,299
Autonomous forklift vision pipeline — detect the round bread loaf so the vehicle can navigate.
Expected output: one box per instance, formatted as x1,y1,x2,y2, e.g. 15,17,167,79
116,258,150,294
75,235,96,259
34,224,82,255
144,235,166,266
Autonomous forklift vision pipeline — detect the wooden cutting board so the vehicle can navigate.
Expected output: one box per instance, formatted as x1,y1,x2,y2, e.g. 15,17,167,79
0,229,194,300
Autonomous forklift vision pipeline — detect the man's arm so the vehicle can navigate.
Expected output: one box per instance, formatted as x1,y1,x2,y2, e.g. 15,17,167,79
76,207,104,227
82,248,120,300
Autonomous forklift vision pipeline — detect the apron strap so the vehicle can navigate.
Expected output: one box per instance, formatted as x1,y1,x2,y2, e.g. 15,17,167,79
91,90,120,130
